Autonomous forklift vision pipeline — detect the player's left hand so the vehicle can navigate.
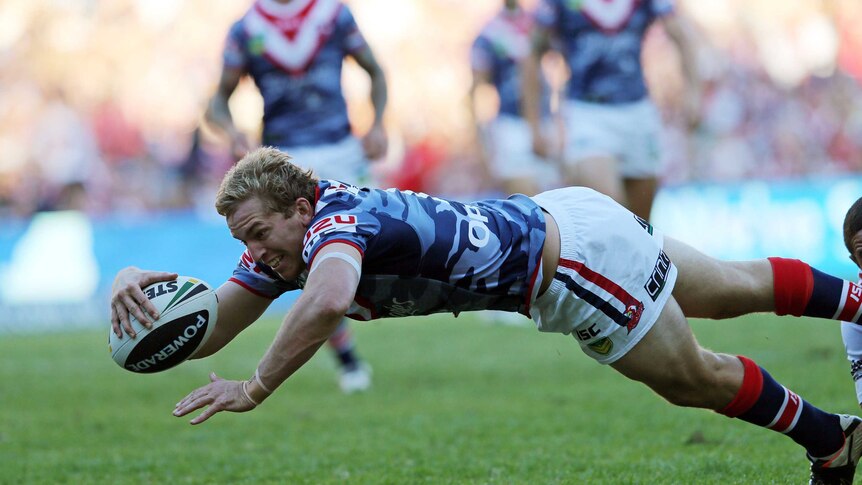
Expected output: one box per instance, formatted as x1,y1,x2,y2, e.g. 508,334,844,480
173,372,257,425
361,124,388,161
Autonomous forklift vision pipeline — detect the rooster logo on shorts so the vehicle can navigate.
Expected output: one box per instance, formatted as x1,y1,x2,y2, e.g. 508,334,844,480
624,303,644,333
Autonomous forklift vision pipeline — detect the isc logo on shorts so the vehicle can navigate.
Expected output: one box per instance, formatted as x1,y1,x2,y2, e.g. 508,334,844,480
302,214,358,259
644,250,671,301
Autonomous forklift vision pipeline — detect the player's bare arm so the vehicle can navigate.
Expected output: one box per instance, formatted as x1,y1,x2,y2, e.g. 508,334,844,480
173,243,361,425
205,65,250,160
660,13,702,128
110,267,178,339
351,46,388,160
468,67,494,180
189,281,272,359
522,26,552,157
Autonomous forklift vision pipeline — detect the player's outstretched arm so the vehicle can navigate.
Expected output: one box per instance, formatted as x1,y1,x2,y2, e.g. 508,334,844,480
110,267,179,339
189,281,272,359
173,243,362,425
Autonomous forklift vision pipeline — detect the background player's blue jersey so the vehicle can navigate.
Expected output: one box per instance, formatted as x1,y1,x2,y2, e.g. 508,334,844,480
223,0,369,147
230,180,547,320
471,8,550,118
535,0,674,104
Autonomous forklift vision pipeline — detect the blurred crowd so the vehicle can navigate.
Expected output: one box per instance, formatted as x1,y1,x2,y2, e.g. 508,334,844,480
1,0,861,219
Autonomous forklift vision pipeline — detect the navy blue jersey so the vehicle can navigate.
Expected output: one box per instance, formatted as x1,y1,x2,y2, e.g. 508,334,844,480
230,180,547,319
535,0,674,104
223,0,369,147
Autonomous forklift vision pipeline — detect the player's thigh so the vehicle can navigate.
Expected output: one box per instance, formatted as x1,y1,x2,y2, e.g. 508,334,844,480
488,116,558,195
610,296,742,408
501,176,540,197
565,155,624,202
663,237,773,318
623,176,658,221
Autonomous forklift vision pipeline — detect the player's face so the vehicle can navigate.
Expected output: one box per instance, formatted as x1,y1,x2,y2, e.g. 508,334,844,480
227,196,313,280
851,228,862,270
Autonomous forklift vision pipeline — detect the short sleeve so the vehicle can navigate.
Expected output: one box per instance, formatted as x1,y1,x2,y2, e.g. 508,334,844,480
223,21,249,70
338,5,370,55
470,35,494,72
302,211,378,266
229,249,301,299
533,0,560,30
650,0,676,17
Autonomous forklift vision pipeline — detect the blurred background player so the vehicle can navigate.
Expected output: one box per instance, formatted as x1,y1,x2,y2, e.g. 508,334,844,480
841,197,862,408
468,0,561,198
204,0,389,393
523,0,701,221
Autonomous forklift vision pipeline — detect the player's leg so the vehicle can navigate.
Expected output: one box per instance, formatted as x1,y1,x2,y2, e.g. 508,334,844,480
841,322,862,407
489,115,557,197
616,98,663,222
564,155,625,203
664,236,862,324
611,296,862,480
328,319,371,393
532,187,862,480
501,176,540,198
663,236,774,318
560,100,627,206
623,176,657,223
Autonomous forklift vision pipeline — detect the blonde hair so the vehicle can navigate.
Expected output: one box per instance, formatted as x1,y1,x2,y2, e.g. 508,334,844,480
215,147,317,218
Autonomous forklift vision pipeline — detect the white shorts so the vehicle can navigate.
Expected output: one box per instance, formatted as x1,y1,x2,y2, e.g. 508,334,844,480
561,98,663,178
279,136,373,186
485,115,560,186
529,187,677,364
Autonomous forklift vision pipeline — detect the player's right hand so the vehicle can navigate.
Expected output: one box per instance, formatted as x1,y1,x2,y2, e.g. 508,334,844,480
110,267,178,339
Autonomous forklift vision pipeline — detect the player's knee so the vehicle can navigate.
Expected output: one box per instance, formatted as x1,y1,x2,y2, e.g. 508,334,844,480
655,380,712,408
651,352,737,409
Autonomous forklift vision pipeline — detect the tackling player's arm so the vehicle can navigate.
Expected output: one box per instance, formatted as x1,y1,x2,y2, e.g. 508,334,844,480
173,242,362,424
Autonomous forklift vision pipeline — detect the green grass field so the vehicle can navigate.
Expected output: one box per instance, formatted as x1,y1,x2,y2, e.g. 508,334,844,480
1,312,856,484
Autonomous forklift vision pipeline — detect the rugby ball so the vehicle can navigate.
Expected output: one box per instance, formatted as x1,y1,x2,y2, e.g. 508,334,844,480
109,276,218,374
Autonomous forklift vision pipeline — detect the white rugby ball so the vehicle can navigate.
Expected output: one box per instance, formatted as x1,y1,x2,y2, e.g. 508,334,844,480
109,276,218,373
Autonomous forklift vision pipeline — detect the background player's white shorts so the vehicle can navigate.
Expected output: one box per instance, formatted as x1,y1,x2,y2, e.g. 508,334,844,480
486,114,560,186
529,187,678,364
561,98,663,178
279,135,373,186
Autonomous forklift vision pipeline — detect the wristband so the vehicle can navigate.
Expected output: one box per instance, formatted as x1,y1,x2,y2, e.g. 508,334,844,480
241,380,260,407
255,368,274,395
